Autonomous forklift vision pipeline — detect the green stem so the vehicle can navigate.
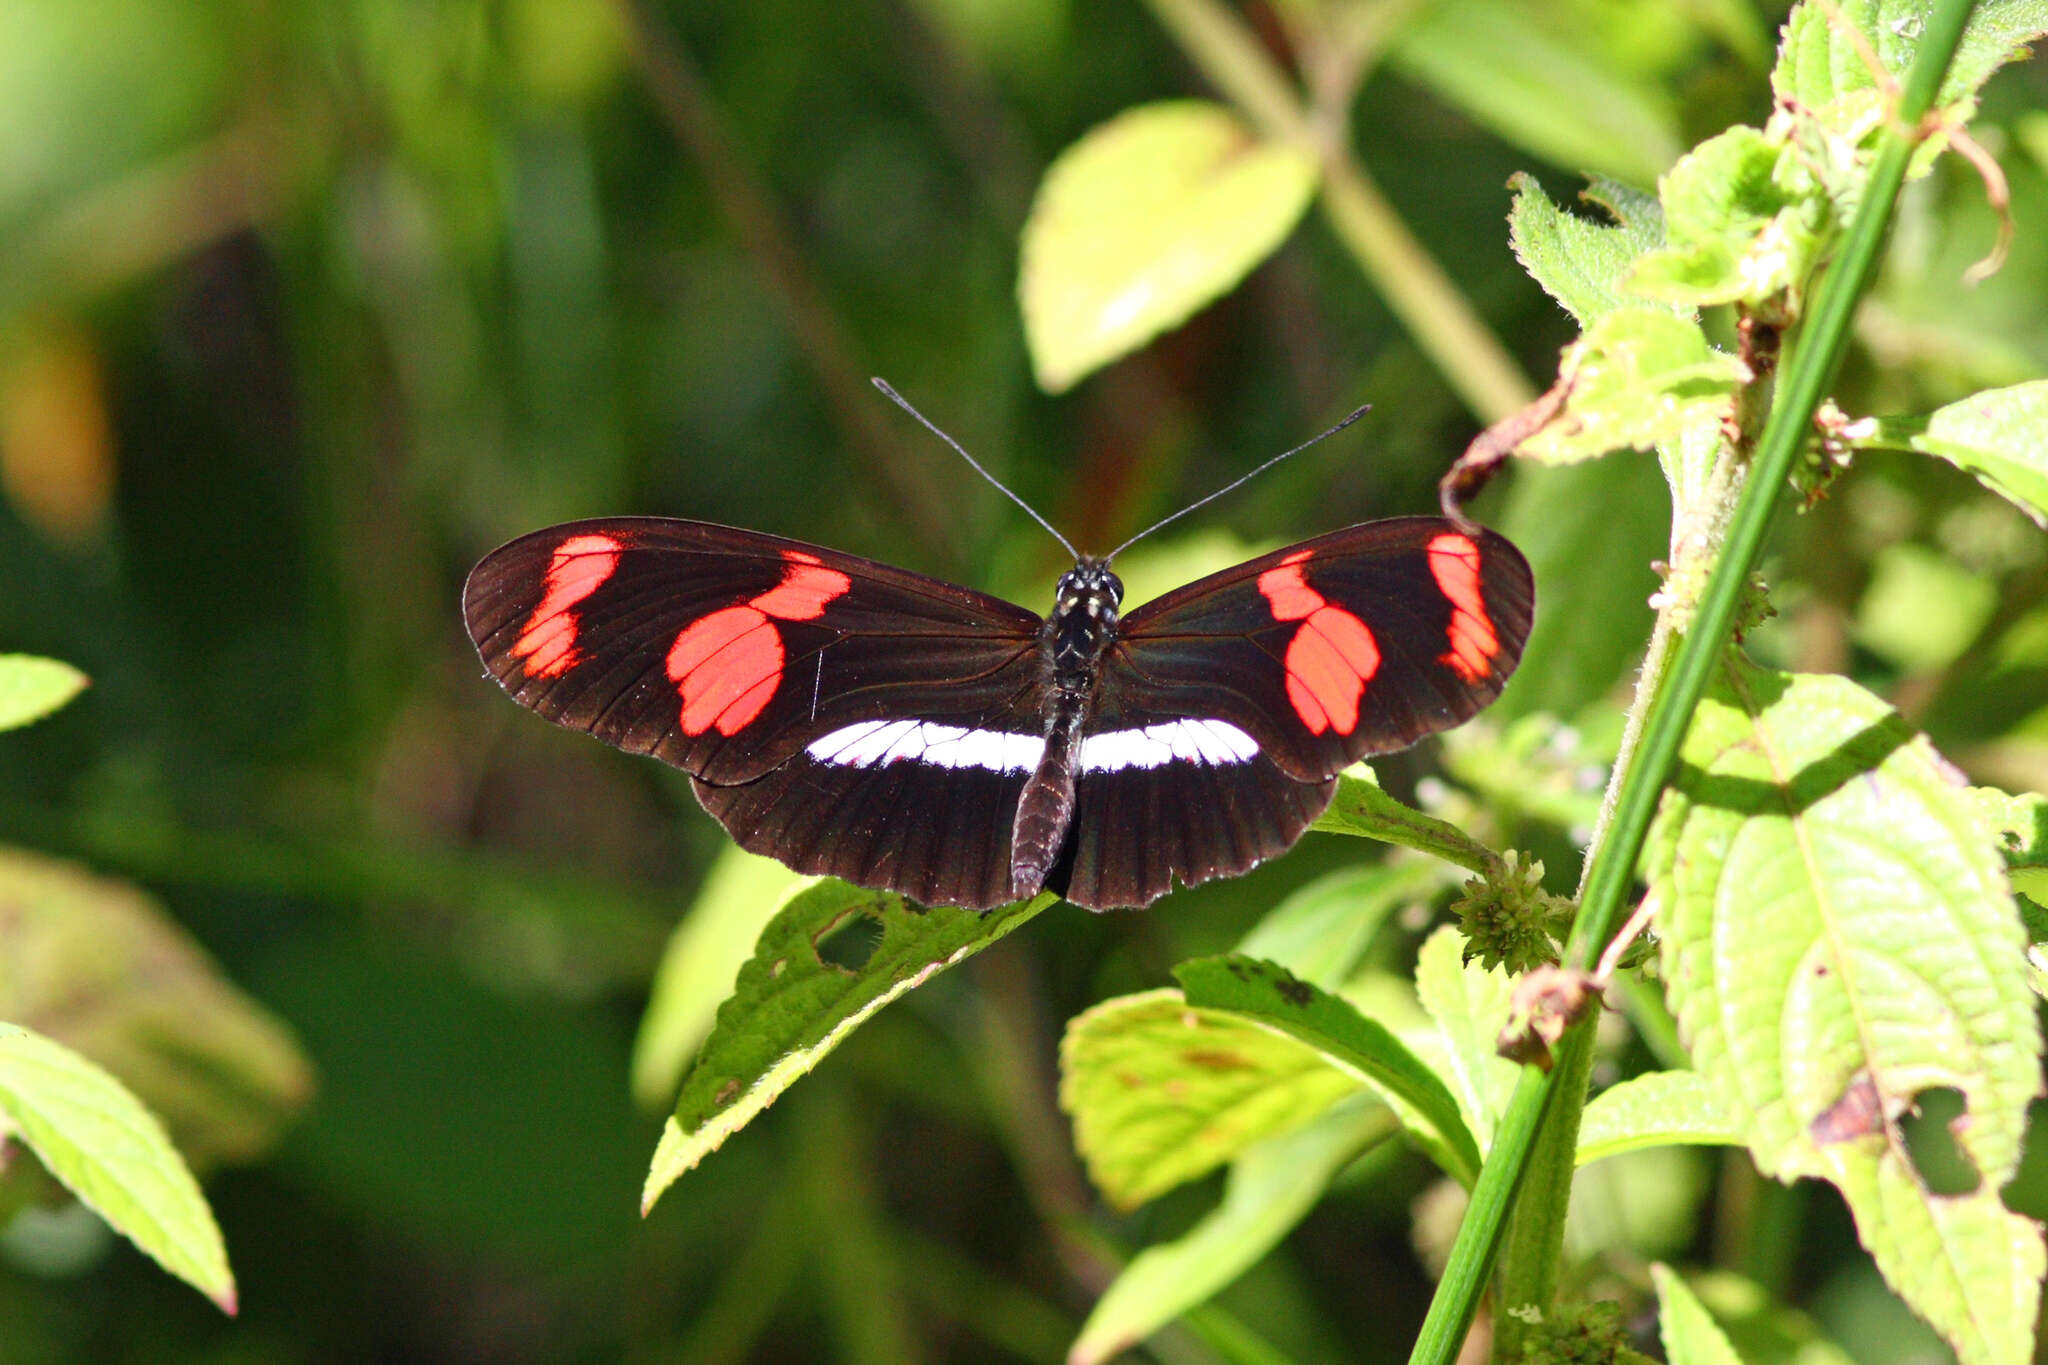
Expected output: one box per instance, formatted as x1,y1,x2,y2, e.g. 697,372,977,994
1139,0,1533,423
1405,4,1981,1361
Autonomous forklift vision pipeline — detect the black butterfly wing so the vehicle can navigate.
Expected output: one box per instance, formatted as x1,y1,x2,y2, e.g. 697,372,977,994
1052,518,1533,909
464,518,1050,907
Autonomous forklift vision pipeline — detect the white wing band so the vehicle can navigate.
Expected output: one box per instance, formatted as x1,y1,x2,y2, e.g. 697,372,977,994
1077,719,1259,772
805,719,1045,773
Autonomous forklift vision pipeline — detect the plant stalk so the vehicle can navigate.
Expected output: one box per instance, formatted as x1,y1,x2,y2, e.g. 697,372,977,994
1405,3,1981,1360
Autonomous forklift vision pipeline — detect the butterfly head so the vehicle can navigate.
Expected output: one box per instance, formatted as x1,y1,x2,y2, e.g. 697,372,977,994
1056,558,1124,623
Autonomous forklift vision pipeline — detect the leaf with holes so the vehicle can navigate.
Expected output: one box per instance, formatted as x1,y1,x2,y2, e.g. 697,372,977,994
631,847,807,1109
0,1025,234,1312
1019,100,1317,393
0,654,87,731
645,883,1051,1211
1508,174,1671,326
1058,989,1364,1208
1647,662,2044,1365
1069,1095,1397,1365
1850,380,2048,528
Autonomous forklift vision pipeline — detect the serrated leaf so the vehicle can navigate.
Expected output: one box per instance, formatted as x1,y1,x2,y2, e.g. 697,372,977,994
1174,954,1481,1183
1629,126,1829,309
1018,101,1317,393
1058,989,1363,1208
1385,0,1682,185
0,654,87,731
631,847,806,1109
0,1025,234,1312
1407,926,1518,1149
1069,1095,1395,1365
1653,1264,1744,1365
1854,379,2048,527
1773,0,2048,132
1520,308,1745,463
645,883,1050,1210
1648,663,2045,1365
1311,765,1499,874
1577,1070,1742,1164
1233,861,1441,990
0,849,312,1168
1508,173,1671,326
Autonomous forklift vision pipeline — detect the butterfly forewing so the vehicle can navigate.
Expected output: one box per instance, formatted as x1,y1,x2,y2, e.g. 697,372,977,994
463,518,1046,785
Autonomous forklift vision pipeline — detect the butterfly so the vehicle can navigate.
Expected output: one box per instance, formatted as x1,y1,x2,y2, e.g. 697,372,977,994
463,511,1533,911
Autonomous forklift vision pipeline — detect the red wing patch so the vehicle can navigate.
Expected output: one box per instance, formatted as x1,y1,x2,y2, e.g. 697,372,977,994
1426,532,1500,683
668,550,853,736
511,534,624,678
1258,551,1380,735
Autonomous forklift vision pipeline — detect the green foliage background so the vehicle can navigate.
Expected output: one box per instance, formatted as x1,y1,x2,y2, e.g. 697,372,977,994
0,0,2045,1361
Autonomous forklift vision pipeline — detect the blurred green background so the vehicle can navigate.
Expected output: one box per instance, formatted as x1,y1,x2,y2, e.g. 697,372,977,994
1,0,2045,1361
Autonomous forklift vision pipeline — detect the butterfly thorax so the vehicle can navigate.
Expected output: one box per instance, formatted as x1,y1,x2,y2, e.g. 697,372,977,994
1010,558,1124,899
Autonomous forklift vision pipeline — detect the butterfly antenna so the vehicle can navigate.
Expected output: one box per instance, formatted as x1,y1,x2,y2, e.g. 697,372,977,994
873,378,1079,560
1105,403,1372,561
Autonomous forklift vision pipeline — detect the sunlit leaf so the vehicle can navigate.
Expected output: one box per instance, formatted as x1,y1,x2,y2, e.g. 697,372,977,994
1058,989,1362,1208
1653,1264,1744,1365
0,1025,235,1312
645,883,1051,1210
1312,765,1499,874
1068,1095,1396,1365
1019,100,1317,393
1174,954,1481,1183
0,653,86,731
1773,0,2048,132
1577,1070,1741,1164
1406,926,1518,1150
1508,173,1670,326
1648,662,2045,1365
1853,379,2048,527
1520,308,1745,464
1629,126,1828,309
631,847,806,1110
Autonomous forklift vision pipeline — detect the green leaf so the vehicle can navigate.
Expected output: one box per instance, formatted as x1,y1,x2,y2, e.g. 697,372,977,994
1773,0,2048,132
1407,927,1518,1150
645,883,1051,1210
0,654,87,731
1057,989,1362,1208
1852,379,2048,527
631,847,806,1109
1385,0,1682,186
0,1025,235,1312
1577,1070,1742,1164
1629,126,1829,309
1520,308,1746,464
1233,861,1442,991
1018,100,1317,393
0,849,312,1168
1648,663,2045,1365
1311,765,1499,874
1069,1095,1396,1365
1652,1264,1744,1365
1174,955,1481,1184
1508,173,1670,326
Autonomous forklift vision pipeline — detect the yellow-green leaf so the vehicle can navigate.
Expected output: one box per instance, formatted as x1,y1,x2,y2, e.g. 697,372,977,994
1019,101,1316,393
0,654,87,731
